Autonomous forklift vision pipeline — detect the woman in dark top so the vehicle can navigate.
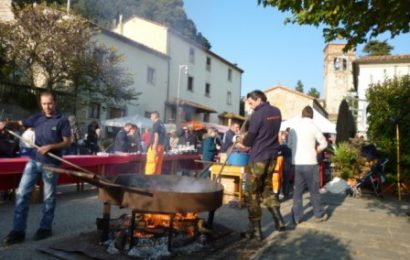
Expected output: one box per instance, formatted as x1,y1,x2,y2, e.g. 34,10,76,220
86,120,100,154
201,127,219,178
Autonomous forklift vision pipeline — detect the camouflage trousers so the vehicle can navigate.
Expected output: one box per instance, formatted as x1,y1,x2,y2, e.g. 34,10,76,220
244,159,280,222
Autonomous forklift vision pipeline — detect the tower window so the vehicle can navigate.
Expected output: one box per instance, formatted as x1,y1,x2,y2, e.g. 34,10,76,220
342,58,347,70
333,58,340,71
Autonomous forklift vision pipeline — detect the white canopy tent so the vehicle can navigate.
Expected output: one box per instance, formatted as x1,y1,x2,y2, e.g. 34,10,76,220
280,108,337,134
102,114,153,129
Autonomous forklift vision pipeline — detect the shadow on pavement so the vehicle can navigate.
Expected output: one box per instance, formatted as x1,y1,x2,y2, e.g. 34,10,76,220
209,229,352,260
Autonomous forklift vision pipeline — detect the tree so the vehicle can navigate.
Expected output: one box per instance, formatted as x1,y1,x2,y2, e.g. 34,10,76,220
366,76,410,172
307,87,320,98
295,80,304,93
362,40,393,56
0,4,137,106
336,99,356,144
258,0,410,50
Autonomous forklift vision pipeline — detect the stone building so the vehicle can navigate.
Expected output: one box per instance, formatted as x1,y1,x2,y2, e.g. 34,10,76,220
323,43,356,121
243,85,328,121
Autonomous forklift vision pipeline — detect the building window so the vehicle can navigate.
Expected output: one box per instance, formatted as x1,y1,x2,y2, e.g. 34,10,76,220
189,47,195,64
228,68,232,81
203,113,210,122
226,91,232,105
147,67,155,85
108,107,125,119
206,57,211,71
333,57,340,71
205,83,210,97
187,76,194,91
342,58,347,70
89,102,100,119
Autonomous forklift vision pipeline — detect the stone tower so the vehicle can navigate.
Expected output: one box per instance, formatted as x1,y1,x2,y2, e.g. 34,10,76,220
323,43,355,121
0,0,14,22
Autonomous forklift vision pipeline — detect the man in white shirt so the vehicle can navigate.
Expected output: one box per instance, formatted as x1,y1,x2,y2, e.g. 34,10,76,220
288,106,328,224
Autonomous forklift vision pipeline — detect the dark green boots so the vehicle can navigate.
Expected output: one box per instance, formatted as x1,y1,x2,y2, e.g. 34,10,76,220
240,221,263,241
269,206,286,231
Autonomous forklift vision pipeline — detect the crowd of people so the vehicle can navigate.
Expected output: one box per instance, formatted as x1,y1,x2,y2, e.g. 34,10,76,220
0,88,333,246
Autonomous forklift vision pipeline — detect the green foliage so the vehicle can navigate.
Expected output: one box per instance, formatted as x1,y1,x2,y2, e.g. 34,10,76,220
0,4,138,106
366,75,410,177
362,40,393,56
336,99,356,144
258,0,410,50
332,142,360,179
307,87,320,98
295,80,304,93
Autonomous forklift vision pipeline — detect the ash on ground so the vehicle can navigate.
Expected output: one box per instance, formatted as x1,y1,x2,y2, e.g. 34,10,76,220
104,233,207,259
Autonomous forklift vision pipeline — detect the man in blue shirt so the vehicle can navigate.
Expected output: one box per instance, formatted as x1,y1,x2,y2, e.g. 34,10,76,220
145,111,167,175
220,121,240,153
0,91,71,245
236,90,285,240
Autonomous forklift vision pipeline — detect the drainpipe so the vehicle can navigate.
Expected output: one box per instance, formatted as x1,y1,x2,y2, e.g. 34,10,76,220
165,58,170,122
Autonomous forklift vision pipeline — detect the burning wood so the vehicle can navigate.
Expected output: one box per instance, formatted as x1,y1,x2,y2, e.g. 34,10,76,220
139,212,199,237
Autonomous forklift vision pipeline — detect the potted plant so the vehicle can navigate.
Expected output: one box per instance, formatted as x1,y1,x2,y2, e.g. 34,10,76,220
332,142,360,183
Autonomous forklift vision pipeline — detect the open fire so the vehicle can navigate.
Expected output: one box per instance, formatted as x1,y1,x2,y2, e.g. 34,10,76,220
101,211,212,258
141,212,199,236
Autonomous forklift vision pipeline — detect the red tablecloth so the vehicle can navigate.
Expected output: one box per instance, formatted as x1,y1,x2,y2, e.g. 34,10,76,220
0,153,200,191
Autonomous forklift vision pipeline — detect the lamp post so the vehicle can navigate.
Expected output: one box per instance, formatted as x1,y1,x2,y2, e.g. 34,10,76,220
176,65,188,127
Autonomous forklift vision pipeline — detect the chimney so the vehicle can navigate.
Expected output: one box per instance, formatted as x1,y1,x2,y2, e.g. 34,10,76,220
119,14,123,35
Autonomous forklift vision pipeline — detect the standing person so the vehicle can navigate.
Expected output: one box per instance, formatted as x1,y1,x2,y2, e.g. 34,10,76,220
85,120,100,154
288,106,328,225
236,90,286,240
65,115,81,155
145,111,166,175
141,128,151,152
178,126,196,147
220,121,240,152
113,122,133,153
201,127,220,178
129,125,143,153
168,131,179,150
279,130,293,199
0,91,71,245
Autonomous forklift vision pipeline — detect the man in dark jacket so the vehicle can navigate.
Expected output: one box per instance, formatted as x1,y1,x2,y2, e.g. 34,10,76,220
113,123,133,152
236,90,286,240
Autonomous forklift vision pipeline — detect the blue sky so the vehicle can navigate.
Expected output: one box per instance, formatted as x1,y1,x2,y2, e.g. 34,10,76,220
183,0,410,97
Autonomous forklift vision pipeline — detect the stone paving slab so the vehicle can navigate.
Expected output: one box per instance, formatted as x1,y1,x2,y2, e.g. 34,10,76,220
0,185,410,259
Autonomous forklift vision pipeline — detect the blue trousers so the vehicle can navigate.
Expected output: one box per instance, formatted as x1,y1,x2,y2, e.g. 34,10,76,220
292,164,324,221
13,160,59,232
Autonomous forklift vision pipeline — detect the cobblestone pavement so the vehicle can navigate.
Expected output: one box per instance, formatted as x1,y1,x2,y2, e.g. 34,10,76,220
0,185,409,259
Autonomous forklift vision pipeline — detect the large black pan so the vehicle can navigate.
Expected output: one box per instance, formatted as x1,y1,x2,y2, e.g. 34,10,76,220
44,166,223,214
99,174,224,214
